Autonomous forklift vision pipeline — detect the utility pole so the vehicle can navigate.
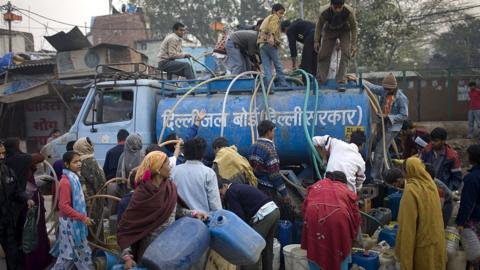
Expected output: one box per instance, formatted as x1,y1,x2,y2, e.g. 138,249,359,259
3,2,22,53
300,0,305,19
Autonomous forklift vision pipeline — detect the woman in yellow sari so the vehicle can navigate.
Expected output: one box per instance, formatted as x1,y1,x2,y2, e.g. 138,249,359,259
395,157,446,270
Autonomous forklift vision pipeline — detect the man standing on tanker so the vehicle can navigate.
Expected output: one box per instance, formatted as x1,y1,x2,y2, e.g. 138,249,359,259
314,0,357,91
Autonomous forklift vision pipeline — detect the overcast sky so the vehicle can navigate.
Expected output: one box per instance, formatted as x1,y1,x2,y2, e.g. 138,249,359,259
3,0,480,51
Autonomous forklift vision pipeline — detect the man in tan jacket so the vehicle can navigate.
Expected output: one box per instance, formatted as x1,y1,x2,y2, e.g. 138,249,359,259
158,22,194,79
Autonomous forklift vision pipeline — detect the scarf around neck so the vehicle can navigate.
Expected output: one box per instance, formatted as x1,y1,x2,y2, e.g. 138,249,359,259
62,169,88,244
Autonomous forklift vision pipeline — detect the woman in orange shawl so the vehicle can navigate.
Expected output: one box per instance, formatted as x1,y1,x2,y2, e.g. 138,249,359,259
396,157,446,270
117,151,207,269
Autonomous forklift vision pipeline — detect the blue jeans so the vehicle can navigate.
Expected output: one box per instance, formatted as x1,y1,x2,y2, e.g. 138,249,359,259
260,44,287,87
468,109,480,138
225,38,248,75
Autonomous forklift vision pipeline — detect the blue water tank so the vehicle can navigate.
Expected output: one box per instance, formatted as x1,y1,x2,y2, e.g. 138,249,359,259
140,217,210,270
352,251,380,270
156,79,371,165
378,226,398,247
207,209,266,265
387,192,403,221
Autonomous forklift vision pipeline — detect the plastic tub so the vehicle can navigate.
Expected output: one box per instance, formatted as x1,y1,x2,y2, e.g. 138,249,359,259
94,250,120,270
461,228,480,262
283,244,308,270
273,238,281,270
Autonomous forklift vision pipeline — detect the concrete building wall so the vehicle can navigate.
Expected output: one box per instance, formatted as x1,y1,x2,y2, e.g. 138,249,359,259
135,40,161,66
91,13,149,48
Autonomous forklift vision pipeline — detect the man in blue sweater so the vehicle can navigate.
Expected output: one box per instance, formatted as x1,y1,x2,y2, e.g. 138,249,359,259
219,180,280,270
248,120,290,205
456,144,480,232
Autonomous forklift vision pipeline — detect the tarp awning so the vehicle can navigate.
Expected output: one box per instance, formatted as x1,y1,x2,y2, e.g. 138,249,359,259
45,26,91,52
0,81,49,103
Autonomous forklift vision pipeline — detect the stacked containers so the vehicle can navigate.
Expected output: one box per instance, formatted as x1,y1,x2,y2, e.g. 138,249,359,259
386,192,402,221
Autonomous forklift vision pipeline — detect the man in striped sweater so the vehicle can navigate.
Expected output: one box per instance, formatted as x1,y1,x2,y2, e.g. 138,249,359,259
248,120,291,205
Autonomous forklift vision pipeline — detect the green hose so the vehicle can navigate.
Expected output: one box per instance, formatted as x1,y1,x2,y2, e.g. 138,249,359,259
292,69,324,179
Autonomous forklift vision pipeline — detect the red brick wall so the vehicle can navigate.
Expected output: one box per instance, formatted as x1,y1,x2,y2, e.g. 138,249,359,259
91,13,148,48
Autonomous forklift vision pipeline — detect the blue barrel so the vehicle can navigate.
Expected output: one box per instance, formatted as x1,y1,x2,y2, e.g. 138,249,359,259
94,250,120,270
387,192,403,221
378,226,398,247
352,251,380,270
292,220,303,244
156,79,371,165
207,209,266,265
278,220,293,248
140,217,210,270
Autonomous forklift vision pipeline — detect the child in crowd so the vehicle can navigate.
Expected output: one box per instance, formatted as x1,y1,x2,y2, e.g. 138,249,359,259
52,151,95,270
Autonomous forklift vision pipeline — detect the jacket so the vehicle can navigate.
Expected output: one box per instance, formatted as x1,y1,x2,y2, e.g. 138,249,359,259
365,81,409,132
456,165,480,226
420,143,462,191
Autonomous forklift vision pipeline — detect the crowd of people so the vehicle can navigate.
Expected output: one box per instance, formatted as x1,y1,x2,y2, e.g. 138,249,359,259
159,0,357,90
2,111,480,270
1,0,480,269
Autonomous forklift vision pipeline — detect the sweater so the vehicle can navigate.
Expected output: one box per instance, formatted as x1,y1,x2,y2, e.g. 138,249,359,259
286,19,315,58
58,175,87,222
103,144,124,180
456,165,480,226
224,183,272,222
248,138,287,196
469,87,480,110
315,4,357,45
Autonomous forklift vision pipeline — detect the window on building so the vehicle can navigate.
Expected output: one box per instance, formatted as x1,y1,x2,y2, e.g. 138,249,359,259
84,89,134,125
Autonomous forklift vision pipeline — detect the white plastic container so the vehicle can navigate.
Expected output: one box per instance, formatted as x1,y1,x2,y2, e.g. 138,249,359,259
461,228,480,262
379,249,396,270
273,238,281,270
283,244,308,270
445,226,460,256
447,250,467,270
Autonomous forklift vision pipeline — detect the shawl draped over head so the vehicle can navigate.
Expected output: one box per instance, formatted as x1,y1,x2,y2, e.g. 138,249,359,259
301,178,360,270
118,134,144,178
395,157,446,270
117,151,181,250
214,146,257,186
73,137,94,160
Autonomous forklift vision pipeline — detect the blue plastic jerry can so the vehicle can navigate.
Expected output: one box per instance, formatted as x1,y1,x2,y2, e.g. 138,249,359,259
207,209,266,265
140,217,210,270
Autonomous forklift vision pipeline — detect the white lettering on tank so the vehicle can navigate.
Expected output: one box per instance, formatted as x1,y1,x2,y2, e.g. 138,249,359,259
160,106,363,130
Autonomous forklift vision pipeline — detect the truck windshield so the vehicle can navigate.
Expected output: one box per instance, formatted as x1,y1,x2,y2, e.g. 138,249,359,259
84,89,134,125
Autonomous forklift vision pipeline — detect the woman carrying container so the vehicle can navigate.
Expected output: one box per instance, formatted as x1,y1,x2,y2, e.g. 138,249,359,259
257,3,288,88
301,171,361,270
396,157,446,270
51,151,95,270
117,151,208,269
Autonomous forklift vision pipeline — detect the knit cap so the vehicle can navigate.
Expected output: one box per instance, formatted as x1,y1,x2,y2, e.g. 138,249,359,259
382,73,398,89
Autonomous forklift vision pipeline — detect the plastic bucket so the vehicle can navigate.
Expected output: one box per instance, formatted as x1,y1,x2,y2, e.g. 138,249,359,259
283,244,308,270
447,250,467,270
445,226,460,257
461,228,480,261
273,238,281,270
94,250,120,270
